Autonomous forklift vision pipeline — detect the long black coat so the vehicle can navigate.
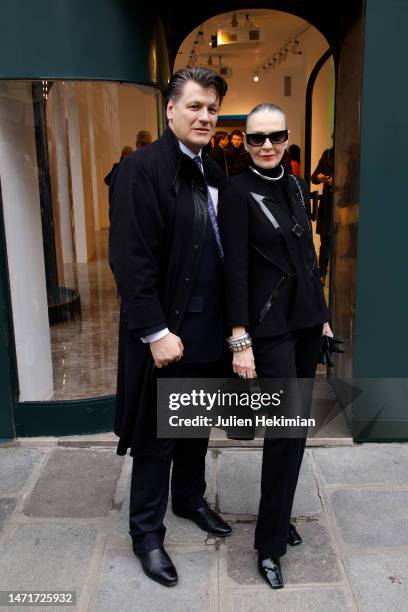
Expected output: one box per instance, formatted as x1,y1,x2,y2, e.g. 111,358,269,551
109,127,225,458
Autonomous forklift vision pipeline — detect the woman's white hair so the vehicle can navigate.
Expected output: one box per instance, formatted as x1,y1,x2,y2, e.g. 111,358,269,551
246,103,287,130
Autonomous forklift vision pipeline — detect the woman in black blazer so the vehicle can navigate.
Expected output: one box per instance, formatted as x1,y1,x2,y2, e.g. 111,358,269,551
218,103,332,590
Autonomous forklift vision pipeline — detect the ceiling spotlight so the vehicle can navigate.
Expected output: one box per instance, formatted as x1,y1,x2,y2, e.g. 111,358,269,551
253,71,259,82
282,47,289,60
277,52,283,65
291,39,300,53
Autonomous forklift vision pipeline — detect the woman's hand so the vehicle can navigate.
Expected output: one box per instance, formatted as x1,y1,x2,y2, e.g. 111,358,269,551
233,347,257,379
323,322,333,337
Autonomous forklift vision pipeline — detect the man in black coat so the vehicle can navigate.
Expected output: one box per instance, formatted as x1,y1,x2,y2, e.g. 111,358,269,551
109,67,231,588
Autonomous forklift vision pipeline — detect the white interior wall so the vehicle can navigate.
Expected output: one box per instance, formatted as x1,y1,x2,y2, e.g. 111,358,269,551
118,84,158,150
47,82,75,266
65,82,88,263
311,57,335,190
219,60,306,150
0,81,53,401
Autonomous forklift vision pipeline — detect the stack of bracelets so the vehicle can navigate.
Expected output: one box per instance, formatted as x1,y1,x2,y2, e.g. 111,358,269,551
227,332,252,352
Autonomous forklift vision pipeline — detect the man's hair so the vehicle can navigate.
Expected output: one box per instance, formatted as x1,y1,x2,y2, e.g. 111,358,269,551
246,103,287,130
214,131,228,147
166,67,228,105
230,129,243,138
136,130,152,146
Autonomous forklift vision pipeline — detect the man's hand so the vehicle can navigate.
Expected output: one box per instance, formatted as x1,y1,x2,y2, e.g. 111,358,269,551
317,173,333,186
150,332,184,368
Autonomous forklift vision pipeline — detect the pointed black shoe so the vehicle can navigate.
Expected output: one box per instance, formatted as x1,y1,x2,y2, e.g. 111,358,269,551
287,522,302,546
258,554,284,589
135,547,178,587
173,503,232,537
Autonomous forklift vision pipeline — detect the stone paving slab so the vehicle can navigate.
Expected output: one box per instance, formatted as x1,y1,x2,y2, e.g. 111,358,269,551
23,448,124,518
229,587,354,611
0,523,97,611
223,519,342,586
92,547,217,612
314,445,408,486
217,450,322,516
345,552,408,612
0,499,17,535
0,448,46,496
329,489,408,547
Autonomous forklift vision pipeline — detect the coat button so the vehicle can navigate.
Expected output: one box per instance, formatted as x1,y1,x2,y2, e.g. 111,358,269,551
185,277,190,283
194,244,199,250
175,310,180,315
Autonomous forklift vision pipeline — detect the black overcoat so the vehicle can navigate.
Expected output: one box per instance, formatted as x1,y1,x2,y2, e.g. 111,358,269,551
311,147,334,236
109,127,225,458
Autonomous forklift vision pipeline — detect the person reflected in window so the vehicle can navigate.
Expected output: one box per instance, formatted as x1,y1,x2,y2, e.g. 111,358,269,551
285,143,301,176
219,103,333,590
209,130,230,176
104,146,133,186
135,130,153,150
311,140,334,285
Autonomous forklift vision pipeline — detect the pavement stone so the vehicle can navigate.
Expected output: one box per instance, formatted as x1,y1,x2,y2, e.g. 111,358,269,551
0,523,97,610
92,547,217,612
229,587,354,611
0,499,17,535
217,449,322,516
314,444,408,486
330,489,408,547
23,448,124,518
224,519,342,585
292,451,323,517
0,448,46,496
345,552,408,612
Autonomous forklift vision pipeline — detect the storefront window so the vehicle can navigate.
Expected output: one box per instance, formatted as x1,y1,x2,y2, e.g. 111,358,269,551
0,80,160,400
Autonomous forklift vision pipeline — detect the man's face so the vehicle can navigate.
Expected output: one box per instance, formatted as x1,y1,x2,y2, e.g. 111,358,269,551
220,135,229,149
167,80,220,153
231,134,243,148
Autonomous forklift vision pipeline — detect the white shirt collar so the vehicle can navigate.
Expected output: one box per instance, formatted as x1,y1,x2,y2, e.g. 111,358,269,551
178,140,202,160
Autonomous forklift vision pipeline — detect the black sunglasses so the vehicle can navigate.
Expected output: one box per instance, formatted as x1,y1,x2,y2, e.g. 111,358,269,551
245,130,289,146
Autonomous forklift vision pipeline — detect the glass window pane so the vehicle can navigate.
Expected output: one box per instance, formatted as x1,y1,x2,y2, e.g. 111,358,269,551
0,80,160,401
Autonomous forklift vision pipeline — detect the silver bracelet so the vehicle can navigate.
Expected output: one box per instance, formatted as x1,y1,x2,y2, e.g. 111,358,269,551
227,333,252,352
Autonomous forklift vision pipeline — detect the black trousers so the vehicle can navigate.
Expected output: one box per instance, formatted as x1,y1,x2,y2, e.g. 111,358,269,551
129,356,229,555
252,324,322,557
318,234,331,277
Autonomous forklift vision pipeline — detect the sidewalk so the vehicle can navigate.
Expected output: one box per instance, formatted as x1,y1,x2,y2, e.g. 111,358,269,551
0,439,407,611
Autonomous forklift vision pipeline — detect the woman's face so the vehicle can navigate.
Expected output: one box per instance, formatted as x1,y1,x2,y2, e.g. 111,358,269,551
245,110,288,169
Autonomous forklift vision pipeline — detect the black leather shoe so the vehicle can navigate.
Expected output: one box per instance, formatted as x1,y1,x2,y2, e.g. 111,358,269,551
287,522,302,546
258,554,284,589
173,503,232,537
135,547,178,587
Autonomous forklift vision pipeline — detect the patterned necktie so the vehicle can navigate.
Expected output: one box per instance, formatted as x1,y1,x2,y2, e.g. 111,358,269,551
193,155,224,259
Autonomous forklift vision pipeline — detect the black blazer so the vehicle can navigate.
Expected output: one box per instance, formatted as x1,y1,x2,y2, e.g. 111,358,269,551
218,169,329,338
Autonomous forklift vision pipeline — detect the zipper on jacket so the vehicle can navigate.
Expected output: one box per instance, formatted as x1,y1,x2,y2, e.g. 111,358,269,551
257,274,289,324
251,243,292,276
